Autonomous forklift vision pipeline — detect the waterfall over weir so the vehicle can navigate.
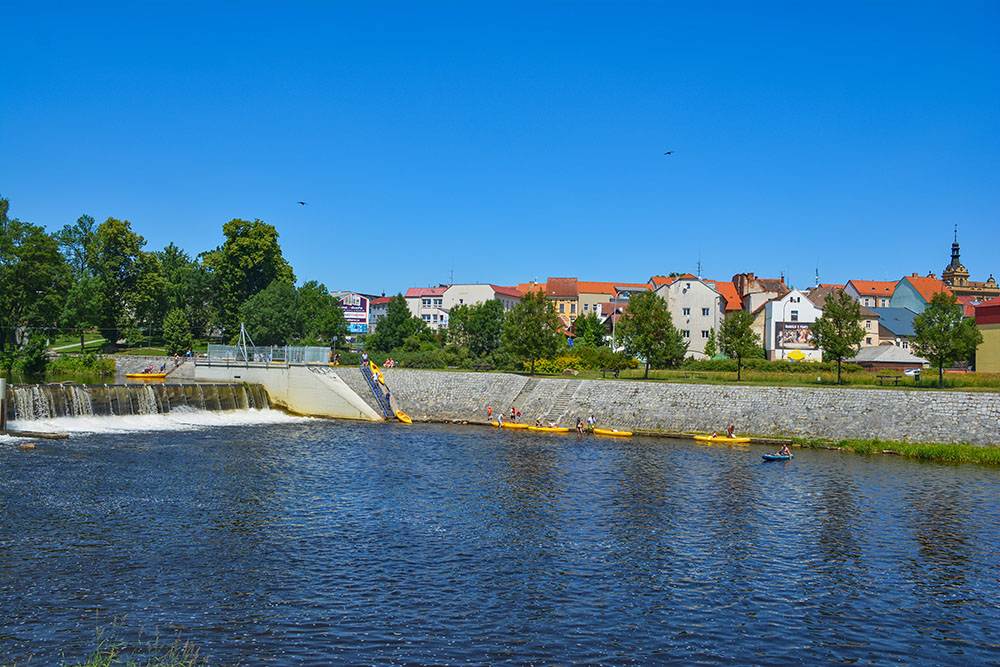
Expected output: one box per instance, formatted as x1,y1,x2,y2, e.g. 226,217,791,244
5,383,269,422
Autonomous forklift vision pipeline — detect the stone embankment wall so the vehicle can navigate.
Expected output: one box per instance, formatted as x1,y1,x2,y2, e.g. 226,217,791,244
373,369,1000,446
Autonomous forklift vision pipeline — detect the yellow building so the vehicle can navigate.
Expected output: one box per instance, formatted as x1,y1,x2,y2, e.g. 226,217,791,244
975,301,1000,372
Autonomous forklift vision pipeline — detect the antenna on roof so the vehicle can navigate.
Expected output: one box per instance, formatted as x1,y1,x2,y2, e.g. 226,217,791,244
954,223,958,244
696,251,702,279
815,265,820,287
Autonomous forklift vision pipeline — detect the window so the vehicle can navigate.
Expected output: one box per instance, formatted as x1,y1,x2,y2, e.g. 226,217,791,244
790,310,799,322
682,330,690,338
902,341,909,349
584,303,589,311
702,307,710,316
559,303,565,313
422,298,431,307
432,314,438,321
459,299,464,304
433,298,442,307
866,337,872,344
422,314,431,321
701,330,710,338
571,303,576,314
865,321,871,330
682,307,691,316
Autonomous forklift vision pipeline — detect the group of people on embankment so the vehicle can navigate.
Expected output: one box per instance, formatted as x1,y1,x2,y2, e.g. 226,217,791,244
487,404,597,433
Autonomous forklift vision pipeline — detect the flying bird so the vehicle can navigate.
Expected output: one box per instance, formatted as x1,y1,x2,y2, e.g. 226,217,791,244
297,201,308,206
663,150,674,156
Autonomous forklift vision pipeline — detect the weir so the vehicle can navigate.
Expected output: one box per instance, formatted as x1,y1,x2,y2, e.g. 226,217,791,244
4,382,269,422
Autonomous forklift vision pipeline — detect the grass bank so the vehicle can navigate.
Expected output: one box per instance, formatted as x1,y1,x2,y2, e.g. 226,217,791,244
794,437,1000,466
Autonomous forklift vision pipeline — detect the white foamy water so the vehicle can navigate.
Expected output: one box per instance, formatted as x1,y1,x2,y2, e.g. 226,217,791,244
8,407,312,434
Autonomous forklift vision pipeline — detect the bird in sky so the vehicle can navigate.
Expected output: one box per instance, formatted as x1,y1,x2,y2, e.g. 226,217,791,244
297,201,308,206
663,150,674,156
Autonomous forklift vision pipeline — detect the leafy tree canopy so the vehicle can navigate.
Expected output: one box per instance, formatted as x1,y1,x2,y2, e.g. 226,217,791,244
718,310,760,381
914,291,983,386
367,295,427,353
572,312,606,347
811,289,866,383
501,290,564,374
615,291,687,378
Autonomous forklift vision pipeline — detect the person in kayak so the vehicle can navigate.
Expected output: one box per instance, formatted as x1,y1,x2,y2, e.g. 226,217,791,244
778,444,791,456
726,423,736,438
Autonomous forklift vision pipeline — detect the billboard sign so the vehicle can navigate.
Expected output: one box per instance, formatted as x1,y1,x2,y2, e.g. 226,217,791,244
775,322,815,349
336,292,369,326
348,323,369,334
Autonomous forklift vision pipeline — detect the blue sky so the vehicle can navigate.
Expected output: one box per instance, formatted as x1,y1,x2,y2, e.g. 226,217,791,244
2,2,998,294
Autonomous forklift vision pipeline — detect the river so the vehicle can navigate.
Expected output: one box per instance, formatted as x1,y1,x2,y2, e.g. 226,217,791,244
1,417,998,664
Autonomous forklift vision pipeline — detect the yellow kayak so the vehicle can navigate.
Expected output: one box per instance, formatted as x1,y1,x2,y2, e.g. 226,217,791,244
593,428,633,437
693,435,751,444
528,425,570,433
125,372,167,379
492,421,529,430
395,410,412,424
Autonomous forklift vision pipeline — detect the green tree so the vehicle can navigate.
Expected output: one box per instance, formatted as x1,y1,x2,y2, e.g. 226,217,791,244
703,328,718,358
239,281,302,346
203,218,294,337
572,312,606,347
162,308,193,355
367,295,427,353
464,300,507,358
913,291,983,387
501,290,564,374
0,199,71,352
88,217,147,343
55,214,96,278
131,252,169,333
157,243,217,339
719,310,760,381
811,289,866,384
298,280,349,345
61,275,106,351
615,291,687,378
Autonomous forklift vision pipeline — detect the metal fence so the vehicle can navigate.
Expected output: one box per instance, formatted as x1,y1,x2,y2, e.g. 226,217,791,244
205,344,331,365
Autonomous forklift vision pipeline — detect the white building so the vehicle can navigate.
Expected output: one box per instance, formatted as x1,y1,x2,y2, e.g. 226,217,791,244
764,289,823,361
405,286,449,329
653,277,724,359
368,296,391,331
443,284,521,312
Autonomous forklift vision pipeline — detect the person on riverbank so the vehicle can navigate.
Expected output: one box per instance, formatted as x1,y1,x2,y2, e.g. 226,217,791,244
726,423,736,438
587,414,596,431
361,351,369,365
486,405,493,420
510,406,517,422
576,417,584,433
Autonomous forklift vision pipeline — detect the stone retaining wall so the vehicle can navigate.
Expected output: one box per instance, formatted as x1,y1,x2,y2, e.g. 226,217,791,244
379,369,1000,445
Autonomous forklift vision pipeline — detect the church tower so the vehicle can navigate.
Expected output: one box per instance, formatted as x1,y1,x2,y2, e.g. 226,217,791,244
942,225,970,288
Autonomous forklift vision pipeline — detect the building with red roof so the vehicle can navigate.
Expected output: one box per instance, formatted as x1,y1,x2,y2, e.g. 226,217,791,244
890,273,950,314
845,280,896,308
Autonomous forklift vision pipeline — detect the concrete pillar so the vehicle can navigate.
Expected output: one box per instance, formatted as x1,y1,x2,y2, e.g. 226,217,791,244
0,377,7,432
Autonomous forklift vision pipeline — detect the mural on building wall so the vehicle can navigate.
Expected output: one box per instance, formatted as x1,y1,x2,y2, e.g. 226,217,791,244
775,322,815,349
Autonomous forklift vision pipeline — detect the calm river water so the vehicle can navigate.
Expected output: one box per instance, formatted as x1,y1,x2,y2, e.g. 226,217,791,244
1,416,998,664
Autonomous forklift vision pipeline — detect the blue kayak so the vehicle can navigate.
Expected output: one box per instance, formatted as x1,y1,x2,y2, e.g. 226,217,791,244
762,453,793,462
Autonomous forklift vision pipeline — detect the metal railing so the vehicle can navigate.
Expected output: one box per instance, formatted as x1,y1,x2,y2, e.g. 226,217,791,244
201,344,331,366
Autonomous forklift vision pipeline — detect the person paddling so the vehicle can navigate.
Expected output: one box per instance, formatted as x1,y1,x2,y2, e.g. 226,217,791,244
778,444,791,457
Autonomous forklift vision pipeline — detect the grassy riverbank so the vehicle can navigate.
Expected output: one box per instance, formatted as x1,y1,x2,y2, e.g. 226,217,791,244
795,437,1000,465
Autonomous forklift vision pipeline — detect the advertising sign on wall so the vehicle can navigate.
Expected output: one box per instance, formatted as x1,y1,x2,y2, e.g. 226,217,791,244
775,322,815,349
336,293,369,327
